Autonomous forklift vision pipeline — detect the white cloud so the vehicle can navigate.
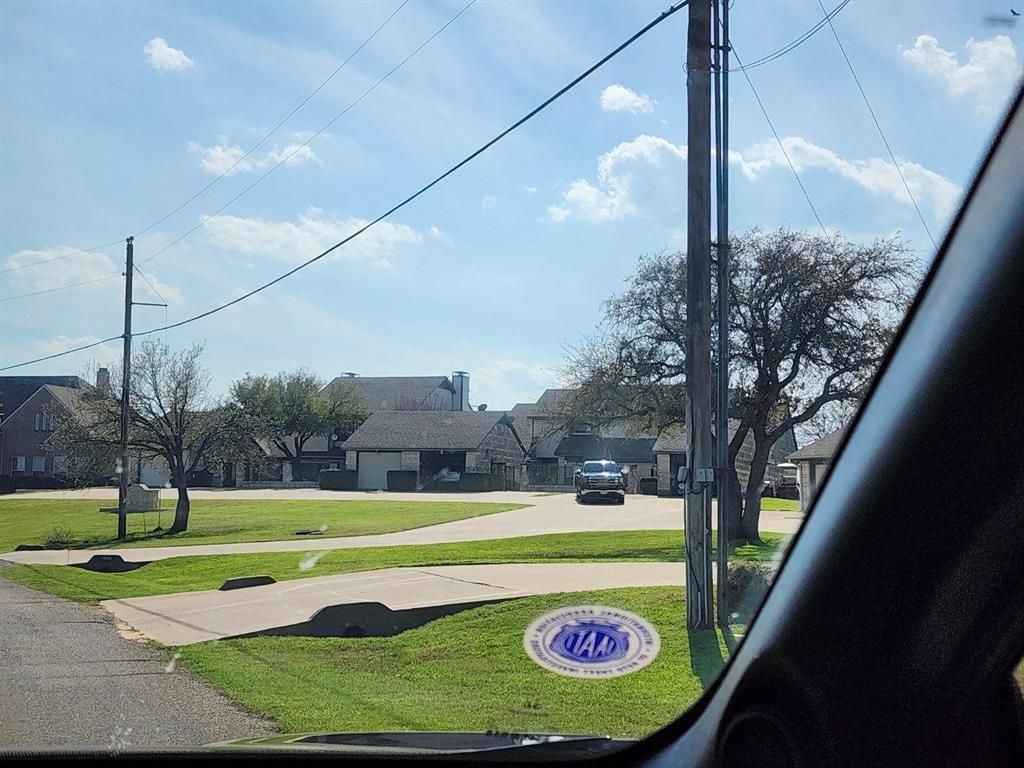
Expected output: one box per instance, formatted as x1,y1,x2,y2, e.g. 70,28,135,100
187,141,251,175
902,34,1022,114
599,84,656,114
733,136,962,218
4,247,119,292
550,133,960,224
472,359,558,410
480,195,497,211
144,37,194,71
428,226,452,245
201,207,423,268
521,184,538,195
187,139,320,175
35,335,119,363
549,135,687,222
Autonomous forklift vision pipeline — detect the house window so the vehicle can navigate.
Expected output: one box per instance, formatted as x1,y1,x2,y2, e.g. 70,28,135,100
11,456,26,473
34,413,42,431
32,456,46,474
571,423,592,435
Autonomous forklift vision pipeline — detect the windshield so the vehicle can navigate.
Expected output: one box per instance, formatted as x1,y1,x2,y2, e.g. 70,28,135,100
1,0,1020,755
582,461,620,473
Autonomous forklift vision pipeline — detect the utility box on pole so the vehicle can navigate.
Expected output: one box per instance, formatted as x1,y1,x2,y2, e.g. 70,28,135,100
685,0,715,629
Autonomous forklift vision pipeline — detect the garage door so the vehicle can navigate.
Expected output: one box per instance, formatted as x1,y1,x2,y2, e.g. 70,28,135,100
357,452,403,490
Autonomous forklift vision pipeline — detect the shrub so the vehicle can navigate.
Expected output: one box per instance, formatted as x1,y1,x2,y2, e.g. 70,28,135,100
44,527,77,550
319,469,358,491
638,477,659,495
726,561,778,621
387,470,418,492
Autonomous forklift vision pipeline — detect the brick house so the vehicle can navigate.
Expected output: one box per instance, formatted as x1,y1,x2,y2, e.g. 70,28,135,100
341,410,526,490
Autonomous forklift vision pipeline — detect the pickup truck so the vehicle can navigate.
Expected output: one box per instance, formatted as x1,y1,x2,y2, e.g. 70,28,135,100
574,460,626,504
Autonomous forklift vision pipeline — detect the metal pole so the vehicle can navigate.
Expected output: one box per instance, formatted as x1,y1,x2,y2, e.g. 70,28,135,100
715,0,731,629
117,237,134,540
685,0,715,629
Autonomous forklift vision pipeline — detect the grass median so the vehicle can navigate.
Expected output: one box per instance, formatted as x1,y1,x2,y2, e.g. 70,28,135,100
176,585,729,739
0,530,788,603
0,498,526,551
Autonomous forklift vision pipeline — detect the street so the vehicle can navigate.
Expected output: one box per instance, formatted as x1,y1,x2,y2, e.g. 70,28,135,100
0,571,272,749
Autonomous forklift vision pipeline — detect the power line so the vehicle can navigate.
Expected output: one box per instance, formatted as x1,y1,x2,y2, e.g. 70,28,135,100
1,0,691,372
133,265,168,307
139,0,476,267
0,240,122,274
816,0,937,249
1,1,408,283
733,0,849,72
0,274,120,303
133,0,410,240
731,42,829,237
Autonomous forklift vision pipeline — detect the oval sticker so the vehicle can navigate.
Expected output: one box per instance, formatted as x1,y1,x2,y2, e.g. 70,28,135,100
523,605,660,678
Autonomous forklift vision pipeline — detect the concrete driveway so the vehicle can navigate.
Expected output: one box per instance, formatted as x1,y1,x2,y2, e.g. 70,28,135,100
101,562,686,646
1,489,803,566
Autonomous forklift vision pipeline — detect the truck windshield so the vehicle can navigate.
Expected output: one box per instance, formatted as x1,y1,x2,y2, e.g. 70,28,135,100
583,462,620,473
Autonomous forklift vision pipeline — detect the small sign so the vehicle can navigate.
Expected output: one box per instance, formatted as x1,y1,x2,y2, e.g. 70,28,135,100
523,605,660,679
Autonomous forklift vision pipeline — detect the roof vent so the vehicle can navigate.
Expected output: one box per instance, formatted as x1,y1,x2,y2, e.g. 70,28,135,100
339,372,358,378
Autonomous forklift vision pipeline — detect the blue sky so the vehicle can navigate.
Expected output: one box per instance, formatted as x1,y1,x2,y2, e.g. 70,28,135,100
1,0,1021,409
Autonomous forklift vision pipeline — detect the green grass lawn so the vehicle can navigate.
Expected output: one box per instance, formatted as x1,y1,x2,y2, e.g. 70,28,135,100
0,498,526,552
1,530,789,604
759,497,801,512
176,586,730,739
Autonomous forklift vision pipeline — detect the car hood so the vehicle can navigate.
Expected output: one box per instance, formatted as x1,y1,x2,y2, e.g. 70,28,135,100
581,471,622,478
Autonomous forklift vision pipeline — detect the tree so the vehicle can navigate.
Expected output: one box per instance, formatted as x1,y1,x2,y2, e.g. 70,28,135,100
564,228,916,542
55,339,252,533
231,370,368,480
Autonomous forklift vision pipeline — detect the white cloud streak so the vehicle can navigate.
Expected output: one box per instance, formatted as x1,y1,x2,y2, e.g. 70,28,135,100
144,38,194,71
599,84,656,114
901,34,1022,114
186,140,320,176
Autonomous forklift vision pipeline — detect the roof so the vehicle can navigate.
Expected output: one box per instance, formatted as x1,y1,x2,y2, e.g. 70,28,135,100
534,388,575,415
788,428,847,461
554,435,657,464
342,410,519,451
323,376,454,412
653,419,743,454
0,376,85,420
509,402,541,446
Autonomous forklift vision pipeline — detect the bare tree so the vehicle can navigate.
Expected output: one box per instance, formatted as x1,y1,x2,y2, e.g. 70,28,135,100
55,339,253,533
564,228,917,542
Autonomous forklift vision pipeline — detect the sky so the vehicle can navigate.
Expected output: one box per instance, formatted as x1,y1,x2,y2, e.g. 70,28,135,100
1,0,1021,410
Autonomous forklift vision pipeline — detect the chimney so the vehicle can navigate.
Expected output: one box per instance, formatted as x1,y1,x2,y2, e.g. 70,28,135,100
452,371,470,411
339,372,358,378
96,367,111,393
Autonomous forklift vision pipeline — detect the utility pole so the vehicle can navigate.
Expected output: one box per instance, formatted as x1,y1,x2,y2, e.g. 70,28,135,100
117,236,134,541
714,0,731,629
685,0,714,629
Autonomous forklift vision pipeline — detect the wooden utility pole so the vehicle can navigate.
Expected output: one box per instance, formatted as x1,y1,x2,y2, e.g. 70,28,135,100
714,0,731,628
117,236,134,540
685,0,714,629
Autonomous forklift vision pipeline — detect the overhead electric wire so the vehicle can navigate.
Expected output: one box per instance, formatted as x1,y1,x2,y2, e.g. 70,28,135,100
0,239,122,274
731,41,829,237
732,0,849,72
139,0,475,267
132,265,168,307
133,0,410,240
0,274,121,303
0,0,691,372
1,0,409,283
816,0,937,249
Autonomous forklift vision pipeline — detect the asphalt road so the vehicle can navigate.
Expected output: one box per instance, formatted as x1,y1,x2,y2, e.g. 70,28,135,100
0,570,273,750
0,489,804,566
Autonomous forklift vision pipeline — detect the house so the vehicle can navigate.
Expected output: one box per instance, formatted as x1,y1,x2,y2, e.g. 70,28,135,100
0,372,105,484
514,387,797,496
788,427,846,506
653,420,797,496
272,372,475,481
341,410,526,490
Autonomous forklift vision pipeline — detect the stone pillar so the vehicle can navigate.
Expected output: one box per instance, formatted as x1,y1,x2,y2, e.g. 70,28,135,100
465,451,478,472
345,451,357,471
657,453,671,496
401,451,420,471
282,461,293,483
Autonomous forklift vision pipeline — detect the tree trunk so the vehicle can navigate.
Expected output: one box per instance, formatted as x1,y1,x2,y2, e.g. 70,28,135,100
724,467,744,544
740,442,771,542
169,480,190,533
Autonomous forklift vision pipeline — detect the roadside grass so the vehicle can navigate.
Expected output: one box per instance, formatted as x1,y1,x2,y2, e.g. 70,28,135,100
175,586,729,739
759,497,800,512
0,530,789,603
0,498,525,552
